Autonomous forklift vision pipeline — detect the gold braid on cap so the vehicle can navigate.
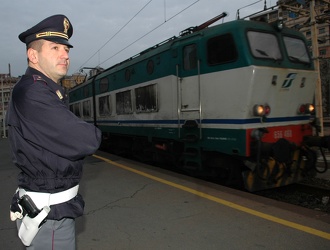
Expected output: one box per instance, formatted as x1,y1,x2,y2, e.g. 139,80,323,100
35,31,69,40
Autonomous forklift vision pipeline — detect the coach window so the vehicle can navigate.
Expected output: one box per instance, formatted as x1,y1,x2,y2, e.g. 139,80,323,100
207,33,238,65
183,44,197,70
247,31,282,60
83,100,91,118
99,95,111,116
116,90,132,114
73,103,81,117
99,77,109,93
135,84,157,113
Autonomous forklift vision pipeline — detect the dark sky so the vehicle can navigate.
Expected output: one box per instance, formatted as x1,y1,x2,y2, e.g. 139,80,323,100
0,0,267,76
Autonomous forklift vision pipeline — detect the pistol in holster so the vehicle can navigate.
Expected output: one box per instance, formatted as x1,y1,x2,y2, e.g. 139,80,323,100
17,194,50,246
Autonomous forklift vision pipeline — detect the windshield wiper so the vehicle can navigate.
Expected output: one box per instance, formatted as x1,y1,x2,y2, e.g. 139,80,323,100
255,49,281,63
288,56,310,65
256,49,269,57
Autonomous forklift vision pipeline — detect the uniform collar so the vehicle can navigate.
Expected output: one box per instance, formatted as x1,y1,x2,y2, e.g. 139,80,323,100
25,67,66,101
25,67,55,84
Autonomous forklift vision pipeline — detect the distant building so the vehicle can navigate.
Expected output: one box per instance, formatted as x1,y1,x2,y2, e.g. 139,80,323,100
250,0,330,58
0,74,19,136
61,67,104,90
61,73,87,89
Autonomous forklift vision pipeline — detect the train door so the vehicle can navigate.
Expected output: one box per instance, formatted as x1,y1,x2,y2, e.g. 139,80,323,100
177,43,202,136
176,43,203,170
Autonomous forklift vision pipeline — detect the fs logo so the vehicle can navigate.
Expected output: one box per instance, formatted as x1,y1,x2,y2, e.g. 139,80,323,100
281,73,297,88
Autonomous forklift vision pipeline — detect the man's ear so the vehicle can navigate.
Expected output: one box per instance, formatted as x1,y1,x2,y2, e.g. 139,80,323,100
27,48,38,64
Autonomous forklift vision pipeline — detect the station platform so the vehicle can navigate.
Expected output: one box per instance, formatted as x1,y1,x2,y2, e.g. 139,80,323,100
0,137,329,250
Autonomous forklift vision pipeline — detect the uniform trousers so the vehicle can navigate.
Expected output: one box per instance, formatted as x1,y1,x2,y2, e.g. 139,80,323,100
17,218,76,250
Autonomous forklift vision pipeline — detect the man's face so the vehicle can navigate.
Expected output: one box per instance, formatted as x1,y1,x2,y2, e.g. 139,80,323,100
29,40,70,83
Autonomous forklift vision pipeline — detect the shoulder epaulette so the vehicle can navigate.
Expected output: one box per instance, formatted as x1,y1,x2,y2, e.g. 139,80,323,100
33,75,47,85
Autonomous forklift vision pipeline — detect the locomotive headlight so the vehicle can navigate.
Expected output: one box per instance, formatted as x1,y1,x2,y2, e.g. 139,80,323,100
306,104,315,113
298,103,315,114
253,104,271,117
253,105,264,116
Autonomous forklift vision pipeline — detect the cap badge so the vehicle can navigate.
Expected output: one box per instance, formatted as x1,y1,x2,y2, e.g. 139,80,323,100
63,18,70,34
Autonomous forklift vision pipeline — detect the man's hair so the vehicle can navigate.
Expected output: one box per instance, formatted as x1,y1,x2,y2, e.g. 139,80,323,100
26,39,44,63
27,39,44,51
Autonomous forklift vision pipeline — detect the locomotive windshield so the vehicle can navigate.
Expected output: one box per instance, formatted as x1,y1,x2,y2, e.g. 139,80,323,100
247,31,282,60
283,36,310,64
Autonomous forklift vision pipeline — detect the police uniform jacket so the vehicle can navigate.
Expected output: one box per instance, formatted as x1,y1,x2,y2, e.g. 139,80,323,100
7,67,102,220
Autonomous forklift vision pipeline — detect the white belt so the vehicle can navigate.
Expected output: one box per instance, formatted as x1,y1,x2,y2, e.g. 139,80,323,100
18,185,79,210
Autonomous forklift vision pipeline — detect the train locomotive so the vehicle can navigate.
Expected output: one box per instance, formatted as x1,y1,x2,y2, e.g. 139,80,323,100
69,13,329,191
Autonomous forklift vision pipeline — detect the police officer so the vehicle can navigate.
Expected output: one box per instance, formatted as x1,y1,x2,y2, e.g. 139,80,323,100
6,15,101,249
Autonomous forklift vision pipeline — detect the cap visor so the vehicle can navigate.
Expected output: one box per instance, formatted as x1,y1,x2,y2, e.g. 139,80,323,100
44,37,73,48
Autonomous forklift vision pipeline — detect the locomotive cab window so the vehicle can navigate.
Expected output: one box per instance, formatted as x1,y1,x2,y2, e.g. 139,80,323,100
99,95,111,116
247,31,282,60
207,33,237,65
283,36,310,64
135,84,158,113
116,90,132,114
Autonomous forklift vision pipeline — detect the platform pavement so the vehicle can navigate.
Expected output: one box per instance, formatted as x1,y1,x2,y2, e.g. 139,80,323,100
0,137,330,250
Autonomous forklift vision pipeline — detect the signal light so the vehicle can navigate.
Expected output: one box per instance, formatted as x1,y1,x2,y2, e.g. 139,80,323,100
264,105,271,116
298,104,314,114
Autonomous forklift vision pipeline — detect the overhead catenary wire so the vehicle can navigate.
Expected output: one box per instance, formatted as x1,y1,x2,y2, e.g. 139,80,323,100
77,0,153,71
77,0,200,72
97,0,199,67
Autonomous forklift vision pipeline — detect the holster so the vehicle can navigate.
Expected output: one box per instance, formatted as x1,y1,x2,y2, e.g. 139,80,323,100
18,206,50,246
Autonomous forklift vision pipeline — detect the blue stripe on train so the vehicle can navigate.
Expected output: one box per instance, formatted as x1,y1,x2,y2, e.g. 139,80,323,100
94,116,310,125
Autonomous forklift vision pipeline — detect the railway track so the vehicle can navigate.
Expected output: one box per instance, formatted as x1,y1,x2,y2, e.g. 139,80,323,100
255,178,330,213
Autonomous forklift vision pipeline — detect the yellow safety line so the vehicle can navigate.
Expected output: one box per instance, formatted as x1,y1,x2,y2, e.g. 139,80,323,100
93,154,330,240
